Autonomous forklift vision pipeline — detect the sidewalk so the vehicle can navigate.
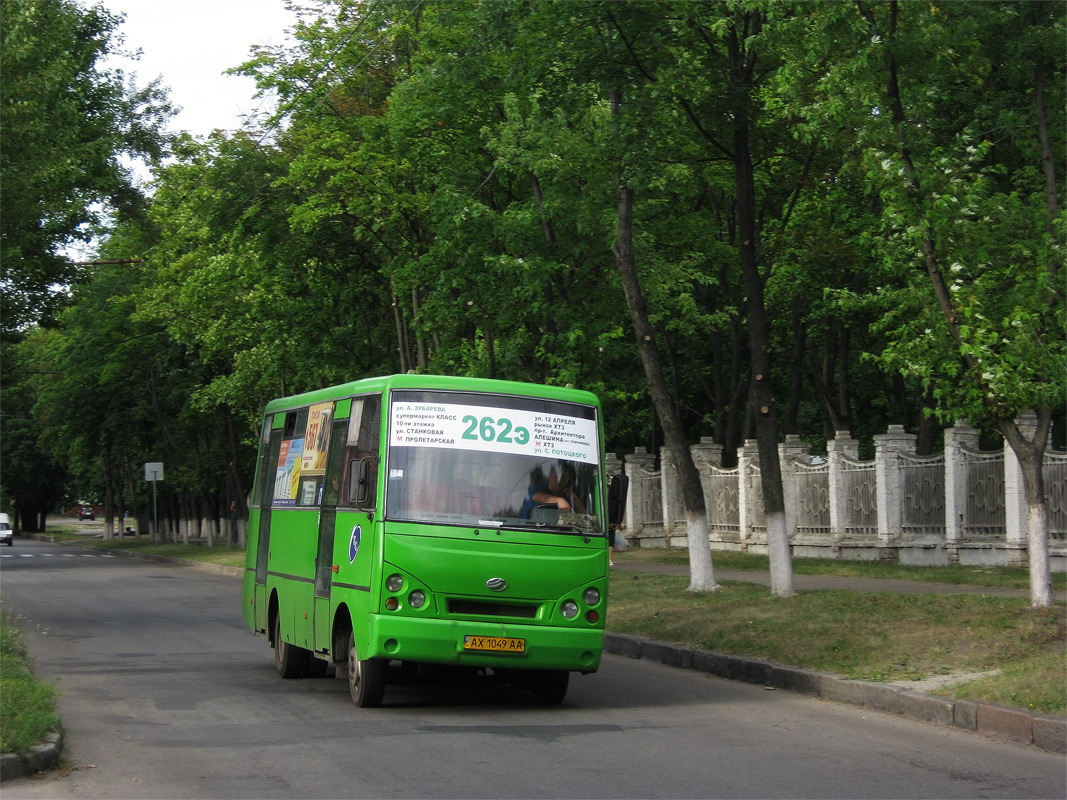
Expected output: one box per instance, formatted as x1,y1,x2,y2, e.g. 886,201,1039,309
611,558,1067,599
607,554,1066,754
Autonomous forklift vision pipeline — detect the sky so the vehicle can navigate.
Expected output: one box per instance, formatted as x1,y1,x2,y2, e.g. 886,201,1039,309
101,0,299,138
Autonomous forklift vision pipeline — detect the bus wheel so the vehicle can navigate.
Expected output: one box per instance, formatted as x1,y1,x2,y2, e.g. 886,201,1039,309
347,631,386,708
531,670,569,704
273,613,307,679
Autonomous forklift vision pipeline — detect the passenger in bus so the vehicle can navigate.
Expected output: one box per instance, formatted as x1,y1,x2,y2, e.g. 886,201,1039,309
522,463,586,518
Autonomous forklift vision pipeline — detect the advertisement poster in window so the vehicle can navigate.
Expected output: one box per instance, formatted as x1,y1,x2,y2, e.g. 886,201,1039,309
302,402,333,474
273,437,305,507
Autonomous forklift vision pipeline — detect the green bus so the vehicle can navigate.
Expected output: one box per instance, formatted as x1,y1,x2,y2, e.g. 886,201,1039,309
242,374,609,707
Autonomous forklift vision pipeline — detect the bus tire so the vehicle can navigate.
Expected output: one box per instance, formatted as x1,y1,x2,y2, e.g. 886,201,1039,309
531,670,569,704
274,613,307,679
347,631,386,708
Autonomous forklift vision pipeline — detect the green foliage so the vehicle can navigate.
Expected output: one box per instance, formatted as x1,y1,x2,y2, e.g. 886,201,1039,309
0,613,60,754
5,0,1063,522
0,0,174,333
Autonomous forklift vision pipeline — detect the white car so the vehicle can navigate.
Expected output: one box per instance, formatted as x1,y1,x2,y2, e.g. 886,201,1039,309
0,514,12,546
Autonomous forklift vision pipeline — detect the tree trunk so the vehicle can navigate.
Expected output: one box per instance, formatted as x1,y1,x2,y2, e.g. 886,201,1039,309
728,20,793,597
998,413,1054,608
615,179,717,592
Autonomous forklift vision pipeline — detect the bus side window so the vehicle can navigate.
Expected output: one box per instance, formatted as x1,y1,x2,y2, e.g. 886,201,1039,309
342,395,381,509
252,416,275,509
322,416,350,508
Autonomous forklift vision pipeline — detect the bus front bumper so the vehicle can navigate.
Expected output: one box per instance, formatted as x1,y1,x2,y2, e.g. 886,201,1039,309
365,615,603,672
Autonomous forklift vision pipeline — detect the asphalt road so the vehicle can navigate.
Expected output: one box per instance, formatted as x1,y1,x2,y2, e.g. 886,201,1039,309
2,537,1065,799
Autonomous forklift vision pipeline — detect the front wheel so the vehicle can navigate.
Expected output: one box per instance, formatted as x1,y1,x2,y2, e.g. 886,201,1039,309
273,612,307,679
531,670,569,704
347,631,386,708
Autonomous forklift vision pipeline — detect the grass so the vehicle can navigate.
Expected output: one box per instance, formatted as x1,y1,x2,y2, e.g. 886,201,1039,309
0,613,61,754
4,527,1063,757
611,548,1066,715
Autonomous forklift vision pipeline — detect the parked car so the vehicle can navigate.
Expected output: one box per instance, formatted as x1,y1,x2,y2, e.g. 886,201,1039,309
0,513,13,546
78,506,94,520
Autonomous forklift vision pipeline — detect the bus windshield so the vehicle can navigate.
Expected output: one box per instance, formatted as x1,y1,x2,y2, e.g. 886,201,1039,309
385,389,602,534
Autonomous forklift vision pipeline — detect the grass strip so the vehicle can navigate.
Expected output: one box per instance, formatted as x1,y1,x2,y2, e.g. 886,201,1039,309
0,613,61,754
608,570,1066,715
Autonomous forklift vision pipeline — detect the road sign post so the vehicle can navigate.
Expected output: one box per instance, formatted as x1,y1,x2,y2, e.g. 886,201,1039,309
145,462,163,544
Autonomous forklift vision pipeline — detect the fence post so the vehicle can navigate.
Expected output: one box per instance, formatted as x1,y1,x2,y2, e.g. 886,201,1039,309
778,435,810,548
690,436,722,502
874,425,916,561
827,430,859,549
944,421,980,565
738,439,760,550
660,446,689,547
624,447,655,539
1004,410,1040,568
691,438,723,547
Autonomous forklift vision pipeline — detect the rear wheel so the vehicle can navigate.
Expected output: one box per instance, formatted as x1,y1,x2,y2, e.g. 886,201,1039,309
347,631,386,708
531,670,569,704
273,613,307,679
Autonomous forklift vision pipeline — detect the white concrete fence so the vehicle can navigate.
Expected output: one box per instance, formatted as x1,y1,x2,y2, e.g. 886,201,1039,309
609,412,1067,571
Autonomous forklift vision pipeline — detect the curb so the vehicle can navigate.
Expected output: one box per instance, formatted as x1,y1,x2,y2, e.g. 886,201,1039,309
0,732,61,783
604,632,1067,754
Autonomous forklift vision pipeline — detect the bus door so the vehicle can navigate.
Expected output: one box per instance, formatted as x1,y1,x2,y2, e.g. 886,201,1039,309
314,395,381,656
253,417,285,635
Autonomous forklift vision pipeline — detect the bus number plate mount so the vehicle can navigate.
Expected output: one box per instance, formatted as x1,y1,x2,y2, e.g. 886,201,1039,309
463,635,525,653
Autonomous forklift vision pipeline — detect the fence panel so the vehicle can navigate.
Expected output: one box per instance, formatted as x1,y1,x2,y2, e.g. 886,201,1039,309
706,466,740,542
1046,451,1067,541
842,456,877,535
963,446,1005,539
638,469,664,534
901,453,945,534
795,460,830,534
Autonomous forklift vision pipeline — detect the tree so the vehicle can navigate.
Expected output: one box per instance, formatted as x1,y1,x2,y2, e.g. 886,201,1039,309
777,0,1064,605
0,334,68,531
864,1,1062,607
0,0,173,333
595,1,800,594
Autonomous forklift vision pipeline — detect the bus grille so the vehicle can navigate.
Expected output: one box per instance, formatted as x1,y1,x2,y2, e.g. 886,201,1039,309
447,599,538,618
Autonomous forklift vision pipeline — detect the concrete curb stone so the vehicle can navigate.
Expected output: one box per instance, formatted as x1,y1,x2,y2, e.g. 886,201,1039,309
0,732,61,783
604,632,1067,754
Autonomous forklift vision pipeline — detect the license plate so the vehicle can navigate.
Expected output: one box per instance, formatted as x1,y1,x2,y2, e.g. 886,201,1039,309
463,635,525,653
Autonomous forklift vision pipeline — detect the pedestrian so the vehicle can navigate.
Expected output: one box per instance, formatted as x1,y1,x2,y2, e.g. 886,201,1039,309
229,501,238,546
607,474,629,566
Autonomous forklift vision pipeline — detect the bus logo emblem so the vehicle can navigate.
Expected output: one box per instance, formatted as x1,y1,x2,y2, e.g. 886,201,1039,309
486,577,508,592
349,525,361,563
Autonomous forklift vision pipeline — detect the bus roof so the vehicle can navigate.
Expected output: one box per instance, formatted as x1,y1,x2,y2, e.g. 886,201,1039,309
262,374,601,414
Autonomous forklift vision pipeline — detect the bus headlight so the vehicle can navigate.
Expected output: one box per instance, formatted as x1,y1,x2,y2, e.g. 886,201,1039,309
408,590,426,609
561,600,579,619
583,587,600,606
386,574,404,592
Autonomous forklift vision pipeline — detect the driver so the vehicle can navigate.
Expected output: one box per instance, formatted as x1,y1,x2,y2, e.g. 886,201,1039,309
522,463,586,517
